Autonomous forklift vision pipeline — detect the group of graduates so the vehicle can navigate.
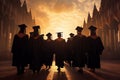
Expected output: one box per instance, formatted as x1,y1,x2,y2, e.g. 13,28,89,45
11,24,104,75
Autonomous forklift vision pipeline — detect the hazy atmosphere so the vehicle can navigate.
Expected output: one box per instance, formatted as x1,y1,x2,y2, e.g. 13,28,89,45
21,0,101,39
0,0,120,80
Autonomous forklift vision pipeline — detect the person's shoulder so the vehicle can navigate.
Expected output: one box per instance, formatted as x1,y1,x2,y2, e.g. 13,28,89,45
72,35,78,40
20,34,29,39
13,34,18,39
55,38,65,42
55,38,58,40
81,35,86,38
59,38,64,41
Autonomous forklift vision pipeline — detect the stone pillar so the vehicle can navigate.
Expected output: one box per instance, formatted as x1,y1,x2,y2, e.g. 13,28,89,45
108,29,112,51
111,29,115,52
113,30,117,51
104,27,109,48
106,28,110,48
118,25,120,52
118,24,120,42
103,29,106,46
0,20,2,38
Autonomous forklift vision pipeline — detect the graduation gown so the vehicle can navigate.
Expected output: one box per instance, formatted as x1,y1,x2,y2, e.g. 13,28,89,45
54,38,66,68
11,34,28,66
72,35,86,67
66,37,74,61
87,36,104,68
44,39,54,66
29,35,44,69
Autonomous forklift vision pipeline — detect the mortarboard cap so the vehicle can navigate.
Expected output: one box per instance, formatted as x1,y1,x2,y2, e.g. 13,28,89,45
88,25,97,31
18,24,27,29
69,33,74,36
57,32,63,35
32,25,40,29
75,26,83,31
46,32,52,36
57,32,63,37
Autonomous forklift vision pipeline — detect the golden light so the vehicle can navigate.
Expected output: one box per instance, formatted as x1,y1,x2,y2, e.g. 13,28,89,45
39,9,84,40
25,0,101,40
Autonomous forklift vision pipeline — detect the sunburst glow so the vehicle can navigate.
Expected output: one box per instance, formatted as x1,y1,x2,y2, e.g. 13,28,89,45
41,10,83,40
22,0,101,40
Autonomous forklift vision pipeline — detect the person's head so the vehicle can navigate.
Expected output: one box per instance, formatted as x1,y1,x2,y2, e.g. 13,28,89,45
40,34,44,39
57,32,63,38
46,32,52,39
69,33,74,37
18,24,27,33
88,25,97,36
32,25,40,36
33,25,40,32
75,26,83,35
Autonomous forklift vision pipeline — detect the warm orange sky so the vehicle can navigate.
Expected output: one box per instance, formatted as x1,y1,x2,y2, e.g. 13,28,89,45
21,0,101,40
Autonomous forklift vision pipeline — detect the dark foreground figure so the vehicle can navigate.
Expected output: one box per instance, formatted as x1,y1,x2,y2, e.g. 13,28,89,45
29,26,44,74
72,26,87,73
44,33,54,70
66,33,74,66
11,24,28,75
87,25,104,72
54,32,66,72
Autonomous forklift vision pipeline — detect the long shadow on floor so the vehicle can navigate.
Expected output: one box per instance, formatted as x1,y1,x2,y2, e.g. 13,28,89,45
0,70,50,80
93,68,120,80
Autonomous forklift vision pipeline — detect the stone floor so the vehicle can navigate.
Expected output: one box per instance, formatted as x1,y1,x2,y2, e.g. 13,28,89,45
0,60,120,80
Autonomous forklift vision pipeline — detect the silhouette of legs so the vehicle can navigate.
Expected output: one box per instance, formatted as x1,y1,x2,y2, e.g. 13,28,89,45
16,66,25,75
57,67,61,72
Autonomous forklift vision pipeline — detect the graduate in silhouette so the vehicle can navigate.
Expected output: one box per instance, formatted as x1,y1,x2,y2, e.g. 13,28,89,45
29,26,44,74
54,32,66,72
11,24,29,75
87,25,104,72
72,26,87,73
44,32,54,70
66,33,74,66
